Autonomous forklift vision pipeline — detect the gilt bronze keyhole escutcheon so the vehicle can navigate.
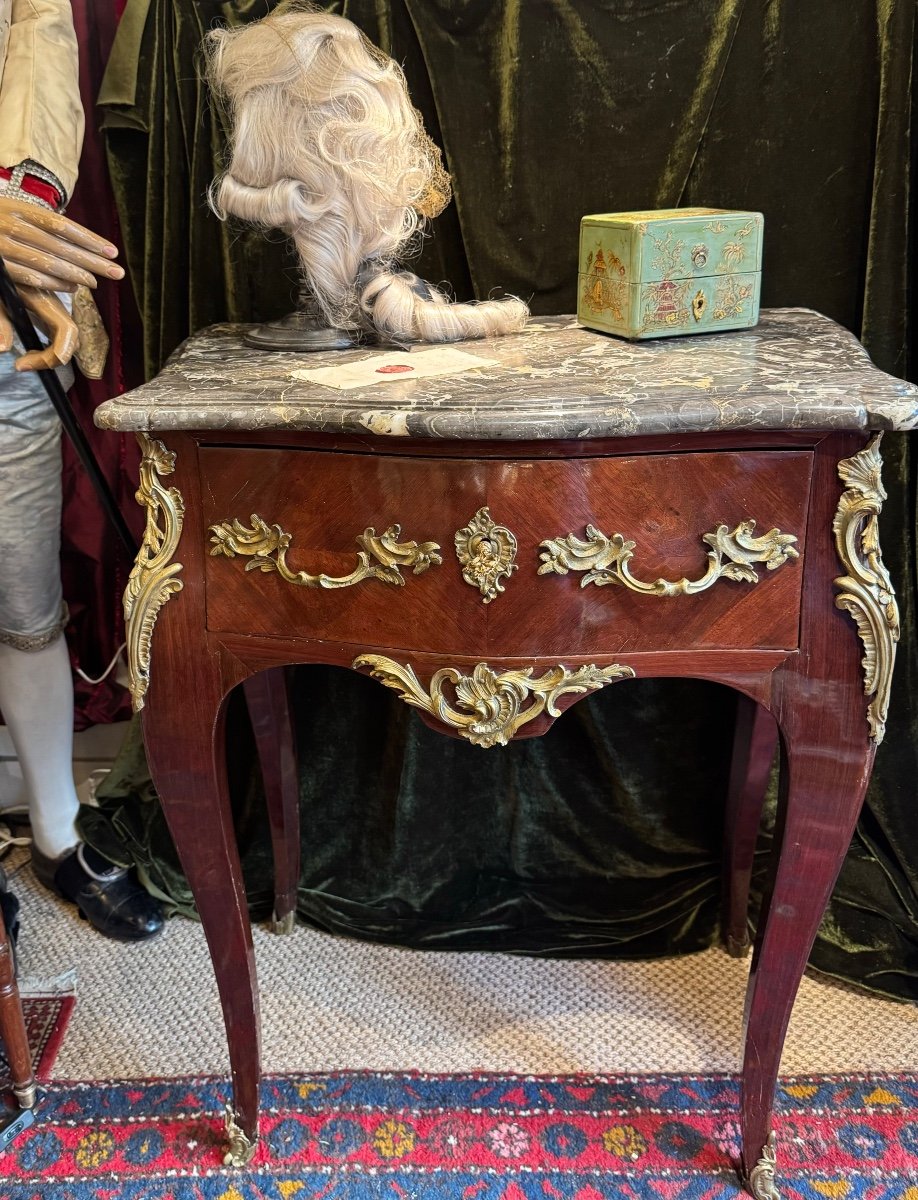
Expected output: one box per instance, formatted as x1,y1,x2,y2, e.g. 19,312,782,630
454,507,518,603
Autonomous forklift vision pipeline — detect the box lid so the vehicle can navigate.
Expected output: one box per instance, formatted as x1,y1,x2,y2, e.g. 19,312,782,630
582,206,737,225
581,209,763,283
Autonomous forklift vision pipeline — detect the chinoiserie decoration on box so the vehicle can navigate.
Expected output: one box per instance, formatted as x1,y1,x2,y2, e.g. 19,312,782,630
578,208,763,340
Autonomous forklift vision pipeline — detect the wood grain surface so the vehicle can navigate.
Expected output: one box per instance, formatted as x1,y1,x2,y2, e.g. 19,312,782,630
201,445,812,655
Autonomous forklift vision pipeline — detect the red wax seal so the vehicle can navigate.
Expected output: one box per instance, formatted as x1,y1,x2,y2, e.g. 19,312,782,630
376,364,415,374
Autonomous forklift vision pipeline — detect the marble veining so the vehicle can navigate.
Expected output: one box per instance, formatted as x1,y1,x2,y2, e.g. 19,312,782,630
93,310,918,439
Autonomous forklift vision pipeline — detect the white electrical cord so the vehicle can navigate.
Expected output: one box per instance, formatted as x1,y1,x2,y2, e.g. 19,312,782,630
0,820,31,860
75,642,126,686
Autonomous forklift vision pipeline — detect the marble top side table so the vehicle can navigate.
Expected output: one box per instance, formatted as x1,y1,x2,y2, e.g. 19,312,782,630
96,309,918,1196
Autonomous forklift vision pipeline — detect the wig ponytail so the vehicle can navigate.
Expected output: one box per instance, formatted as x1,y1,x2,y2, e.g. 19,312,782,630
206,8,528,344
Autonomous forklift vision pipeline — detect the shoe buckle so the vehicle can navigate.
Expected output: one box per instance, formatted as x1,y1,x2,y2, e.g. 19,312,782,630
76,843,127,883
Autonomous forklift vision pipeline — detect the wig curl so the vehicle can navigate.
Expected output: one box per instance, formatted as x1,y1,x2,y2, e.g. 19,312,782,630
207,8,528,343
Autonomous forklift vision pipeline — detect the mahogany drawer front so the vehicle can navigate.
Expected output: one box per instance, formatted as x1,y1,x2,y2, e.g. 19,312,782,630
199,446,812,656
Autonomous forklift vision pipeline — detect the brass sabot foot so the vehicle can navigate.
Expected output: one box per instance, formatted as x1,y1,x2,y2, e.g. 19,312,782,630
725,930,752,959
748,1131,779,1200
223,1104,258,1167
272,910,296,936
13,1081,36,1110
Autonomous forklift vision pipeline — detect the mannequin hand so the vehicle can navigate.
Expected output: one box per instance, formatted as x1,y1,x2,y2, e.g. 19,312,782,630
0,286,78,370
0,196,124,293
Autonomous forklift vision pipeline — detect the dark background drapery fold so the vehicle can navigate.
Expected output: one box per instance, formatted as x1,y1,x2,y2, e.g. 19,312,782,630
88,0,918,999
61,0,143,727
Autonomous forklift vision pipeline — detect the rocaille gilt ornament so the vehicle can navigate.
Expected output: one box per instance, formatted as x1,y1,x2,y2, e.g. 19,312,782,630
833,433,900,743
124,434,185,712
748,1131,780,1200
352,657,635,747
208,516,441,590
538,519,798,595
223,1104,256,1167
454,507,518,603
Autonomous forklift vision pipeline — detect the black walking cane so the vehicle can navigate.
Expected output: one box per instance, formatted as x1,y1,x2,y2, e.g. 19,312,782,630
0,255,140,1139
0,256,138,557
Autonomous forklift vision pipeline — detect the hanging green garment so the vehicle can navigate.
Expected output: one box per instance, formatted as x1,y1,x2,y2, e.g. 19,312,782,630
89,0,918,1000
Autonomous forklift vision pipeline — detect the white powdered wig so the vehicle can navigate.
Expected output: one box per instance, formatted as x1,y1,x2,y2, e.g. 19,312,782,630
206,7,528,343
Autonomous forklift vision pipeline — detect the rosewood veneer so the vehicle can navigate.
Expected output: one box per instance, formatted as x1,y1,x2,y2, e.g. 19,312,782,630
95,310,918,1195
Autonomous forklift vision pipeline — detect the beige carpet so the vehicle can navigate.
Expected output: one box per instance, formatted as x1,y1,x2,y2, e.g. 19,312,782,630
4,844,917,1082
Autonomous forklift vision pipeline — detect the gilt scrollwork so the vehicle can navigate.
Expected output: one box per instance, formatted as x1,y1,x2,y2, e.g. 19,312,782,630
748,1131,780,1200
538,520,799,596
833,433,900,744
223,1104,257,1167
209,515,442,589
352,656,635,747
124,434,185,712
454,507,518,603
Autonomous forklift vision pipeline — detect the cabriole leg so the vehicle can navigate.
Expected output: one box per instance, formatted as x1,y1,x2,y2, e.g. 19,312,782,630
243,666,301,934
722,697,779,957
739,432,896,1196
143,665,261,1164
740,712,872,1195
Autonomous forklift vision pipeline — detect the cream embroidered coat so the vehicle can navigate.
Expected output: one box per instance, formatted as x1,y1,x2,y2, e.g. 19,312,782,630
0,0,83,199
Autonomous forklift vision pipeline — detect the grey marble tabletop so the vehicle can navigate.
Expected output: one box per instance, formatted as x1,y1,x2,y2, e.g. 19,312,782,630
94,309,918,440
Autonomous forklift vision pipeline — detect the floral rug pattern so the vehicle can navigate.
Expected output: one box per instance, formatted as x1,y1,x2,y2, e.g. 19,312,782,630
3,1071,918,1198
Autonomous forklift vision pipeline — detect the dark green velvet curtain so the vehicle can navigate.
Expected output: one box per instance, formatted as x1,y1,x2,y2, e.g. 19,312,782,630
90,0,918,998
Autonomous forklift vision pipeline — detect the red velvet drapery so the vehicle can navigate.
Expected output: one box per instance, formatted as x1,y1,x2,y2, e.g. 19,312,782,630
62,0,143,728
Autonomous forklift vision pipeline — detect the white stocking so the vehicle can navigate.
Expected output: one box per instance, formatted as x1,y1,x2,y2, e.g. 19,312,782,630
0,637,80,859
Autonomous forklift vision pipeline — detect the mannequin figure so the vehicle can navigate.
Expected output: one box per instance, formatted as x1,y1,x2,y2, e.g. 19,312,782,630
0,0,162,940
207,8,529,344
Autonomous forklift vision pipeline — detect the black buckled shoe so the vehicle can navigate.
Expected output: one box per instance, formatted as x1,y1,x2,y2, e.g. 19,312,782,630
31,843,164,943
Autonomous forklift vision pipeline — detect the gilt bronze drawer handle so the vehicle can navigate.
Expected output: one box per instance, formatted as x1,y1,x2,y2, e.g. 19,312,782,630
209,515,442,589
538,520,799,596
353,656,635,748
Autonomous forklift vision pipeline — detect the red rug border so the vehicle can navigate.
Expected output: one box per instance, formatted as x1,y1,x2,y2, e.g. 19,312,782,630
29,993,76,1082
9,1068,918,1195
40,1066,918,1087
0,992,76,1087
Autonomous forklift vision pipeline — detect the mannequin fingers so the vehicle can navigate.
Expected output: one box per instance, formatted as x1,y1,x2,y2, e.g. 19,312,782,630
15,333,78,371
0,256,79,293
14,347,60,371
0,306,13,353
5,218,124,282
0,233,97,289
13,288,78,371
0,197,120,261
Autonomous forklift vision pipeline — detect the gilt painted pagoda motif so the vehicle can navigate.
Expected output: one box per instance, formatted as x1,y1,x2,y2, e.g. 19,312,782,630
578,208,763,340
581,245,628,324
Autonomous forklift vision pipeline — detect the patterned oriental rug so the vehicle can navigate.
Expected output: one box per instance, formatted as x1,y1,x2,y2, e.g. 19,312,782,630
0,992,75,1092
3,1071,918,1199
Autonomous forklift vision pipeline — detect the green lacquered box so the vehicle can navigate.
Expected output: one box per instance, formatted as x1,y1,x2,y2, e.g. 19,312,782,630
578,207,763,340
